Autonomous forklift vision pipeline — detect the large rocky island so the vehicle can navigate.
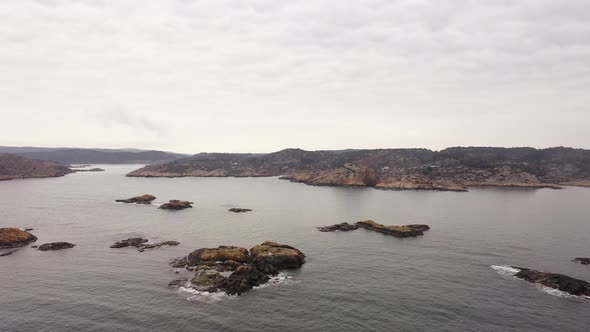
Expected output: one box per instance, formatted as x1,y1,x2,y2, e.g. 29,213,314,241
126,147,590,191
0,153,72,181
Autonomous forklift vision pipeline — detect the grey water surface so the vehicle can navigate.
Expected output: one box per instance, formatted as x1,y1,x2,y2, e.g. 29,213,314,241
1,165,589,332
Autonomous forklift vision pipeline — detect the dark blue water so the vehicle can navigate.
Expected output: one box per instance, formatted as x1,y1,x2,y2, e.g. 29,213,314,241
1,165,589,331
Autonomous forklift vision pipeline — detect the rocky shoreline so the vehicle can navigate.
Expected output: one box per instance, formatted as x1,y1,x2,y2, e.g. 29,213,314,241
0,153,73,181
122,147,586,192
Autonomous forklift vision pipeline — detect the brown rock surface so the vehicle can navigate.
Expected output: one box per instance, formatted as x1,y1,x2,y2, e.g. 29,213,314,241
169,241,306,295
317,222,359,232
115,194,156,204
0,228,38,248
356,220,430,238
159,200,193,210
250,241,306,269
38,242,76,251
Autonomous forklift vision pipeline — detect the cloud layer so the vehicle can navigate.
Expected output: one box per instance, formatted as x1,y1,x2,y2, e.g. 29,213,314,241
1,0,589,152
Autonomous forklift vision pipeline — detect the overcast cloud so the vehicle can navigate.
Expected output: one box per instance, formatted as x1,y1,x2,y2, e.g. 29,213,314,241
0,0,589,153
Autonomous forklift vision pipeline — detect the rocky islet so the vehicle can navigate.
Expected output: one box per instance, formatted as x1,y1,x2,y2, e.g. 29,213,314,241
115,194,157,204
169,241,305,295
317,220,430,238
0,228,38,249
511,267,590,297
38,242,76,251
159,200,193,210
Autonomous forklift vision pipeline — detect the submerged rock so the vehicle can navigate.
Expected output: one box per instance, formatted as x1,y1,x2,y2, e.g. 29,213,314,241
169,241,305,295
512,266,590,297
0,249,19,257
38,242,76,251
0,228,38,249
110,238,179,252
317,222,359,232
228,208,252,213
138,241,180,252
159,200,193,210
573,258,590,265
110,238,149,248
115,194,156,204
356,220,430,238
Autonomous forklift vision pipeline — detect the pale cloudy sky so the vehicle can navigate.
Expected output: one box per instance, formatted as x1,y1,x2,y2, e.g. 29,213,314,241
0,0,589,153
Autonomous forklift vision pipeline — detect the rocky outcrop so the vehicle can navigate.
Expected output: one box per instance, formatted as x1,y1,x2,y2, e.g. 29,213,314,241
38,242,76,251
356,220,430,238
250,241,306,269
280,165,380,188
317,222,359,232
115,194,156,204
169,241,305,295
171,246,251,270
189,270,227,292
0,228,38,248
573,258,590,265
228,208,252,213
0,153,72,181
220,265,271,295
159,200,193,210
110,238,179,252
512,267,590,297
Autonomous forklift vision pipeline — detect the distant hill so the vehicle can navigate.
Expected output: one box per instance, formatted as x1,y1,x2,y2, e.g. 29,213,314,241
0,147,186,164
127,147,590,191
0,153,72,181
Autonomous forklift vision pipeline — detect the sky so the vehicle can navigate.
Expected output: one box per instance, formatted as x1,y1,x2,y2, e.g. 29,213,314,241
0,0,589,154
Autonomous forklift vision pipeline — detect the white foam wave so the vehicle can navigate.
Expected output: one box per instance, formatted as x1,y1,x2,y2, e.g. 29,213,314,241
176,272,298,301
253,272,299,290
178,287,236,302
491,265,521,276
536,285,588,301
